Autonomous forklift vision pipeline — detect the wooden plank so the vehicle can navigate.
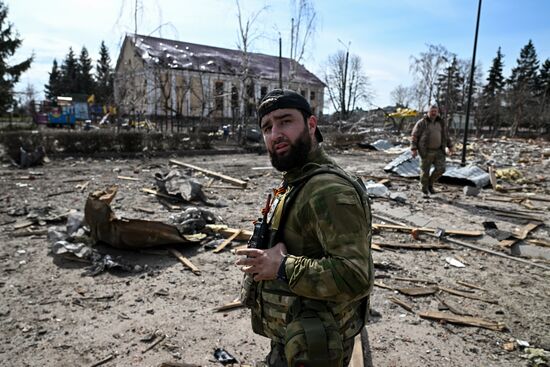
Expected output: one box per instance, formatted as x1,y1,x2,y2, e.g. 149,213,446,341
436,295,471,316
141,187,175,200
526,239,550,248
169,159,248,188
396,286,438,296
212,299,243,312
349,331,364,367
373,223,482,237
375,242,452,250
513,222,541,240
168,248,201,275
438,286,498,304
205,225,253,241
374,281,394,290
13,220,34,230
387,296,414,313
456,280,487,291
499,238,519,248
117,175,140,181
392,276,437,285
417,310,507,331
213,229,243,253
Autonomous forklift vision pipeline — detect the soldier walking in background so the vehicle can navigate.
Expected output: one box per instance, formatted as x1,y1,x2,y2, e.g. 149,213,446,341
410,105,454,196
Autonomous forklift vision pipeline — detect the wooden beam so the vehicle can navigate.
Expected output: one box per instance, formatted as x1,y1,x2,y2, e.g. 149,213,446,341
417,310,507,331
513,222,541,240
168,248,201,275
374,242,452,250
169,159,247,188
349,331,364,367
213,229,243,253
117,175,140,181
373,223,482,237
438,286,498,304
372,213,550,271
212,299,244,312
387,296,414,312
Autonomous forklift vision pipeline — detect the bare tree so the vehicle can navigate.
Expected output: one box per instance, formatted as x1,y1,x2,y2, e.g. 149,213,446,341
390,84,413,108
409,44,452,109
323,51,371,120
235,0,267,141
288,0,316,84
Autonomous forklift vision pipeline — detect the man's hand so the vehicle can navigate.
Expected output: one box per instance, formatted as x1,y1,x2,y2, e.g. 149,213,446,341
446,147,454,155
235,242,287,281
411,148,418,158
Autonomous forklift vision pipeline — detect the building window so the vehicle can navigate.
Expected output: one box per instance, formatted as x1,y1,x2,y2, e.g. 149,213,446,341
310,91,316,101
246,82,255,99
261,86,268,99
215,81,224,111
300,90,306,97
231,85,239,109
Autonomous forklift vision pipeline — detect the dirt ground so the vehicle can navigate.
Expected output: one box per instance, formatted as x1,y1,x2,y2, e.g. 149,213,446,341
1,140,549,367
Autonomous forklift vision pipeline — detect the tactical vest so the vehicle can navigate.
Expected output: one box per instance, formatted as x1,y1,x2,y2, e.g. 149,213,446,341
250,164,373,344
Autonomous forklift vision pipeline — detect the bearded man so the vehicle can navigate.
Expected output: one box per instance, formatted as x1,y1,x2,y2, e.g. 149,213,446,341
236,89,373,367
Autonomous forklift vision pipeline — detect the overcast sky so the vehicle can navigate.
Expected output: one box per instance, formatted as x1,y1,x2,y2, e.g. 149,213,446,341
7,0,550,111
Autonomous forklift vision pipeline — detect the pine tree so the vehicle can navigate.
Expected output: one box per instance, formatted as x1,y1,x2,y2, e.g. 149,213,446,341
60,47,78,95
480,47,505,136
483,47,505,98
507,40,540,135
538,59,550,99
435,56,462,123
44,59,62,100
77,46,94,95
538,59,550,133
0,1,33,113
95,41,114,104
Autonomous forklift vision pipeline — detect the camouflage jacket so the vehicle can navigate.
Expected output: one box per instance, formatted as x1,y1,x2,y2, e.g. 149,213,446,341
251,148,374,343
411,115,452,157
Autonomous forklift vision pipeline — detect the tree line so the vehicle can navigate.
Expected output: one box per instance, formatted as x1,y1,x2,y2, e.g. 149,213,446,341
393,41,549,137
44,41,114,106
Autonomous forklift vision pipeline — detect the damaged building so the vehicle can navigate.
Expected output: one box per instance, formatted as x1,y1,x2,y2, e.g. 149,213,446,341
114,33,325,124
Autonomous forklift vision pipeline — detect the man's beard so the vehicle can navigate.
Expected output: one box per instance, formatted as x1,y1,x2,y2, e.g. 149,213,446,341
269,126,312,172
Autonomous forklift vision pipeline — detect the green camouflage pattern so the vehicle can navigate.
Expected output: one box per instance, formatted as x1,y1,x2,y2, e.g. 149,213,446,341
419,149,446,189
251,148,373,347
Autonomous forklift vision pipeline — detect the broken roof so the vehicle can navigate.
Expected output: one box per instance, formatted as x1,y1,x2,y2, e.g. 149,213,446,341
122,33,325,86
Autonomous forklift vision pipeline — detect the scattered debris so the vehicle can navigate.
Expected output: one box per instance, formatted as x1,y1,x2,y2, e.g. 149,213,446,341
417,310,507,331
85,186,198,249
384,150,490,187
168,248,201,275
445,257,466,268
213,348,238,365
169,159,247,188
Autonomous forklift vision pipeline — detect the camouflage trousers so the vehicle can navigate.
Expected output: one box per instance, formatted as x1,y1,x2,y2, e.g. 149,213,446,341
261,338,356,367
419,149,446,190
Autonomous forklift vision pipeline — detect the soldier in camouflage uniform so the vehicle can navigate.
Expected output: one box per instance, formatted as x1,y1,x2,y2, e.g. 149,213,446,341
410,105,454,196
236,89,373,367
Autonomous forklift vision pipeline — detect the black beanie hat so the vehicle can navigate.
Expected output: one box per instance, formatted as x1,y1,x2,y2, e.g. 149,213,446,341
257,89,323,142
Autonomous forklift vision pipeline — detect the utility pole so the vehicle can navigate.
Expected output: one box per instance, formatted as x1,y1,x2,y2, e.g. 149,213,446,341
279,37,283,89
461,0,482,166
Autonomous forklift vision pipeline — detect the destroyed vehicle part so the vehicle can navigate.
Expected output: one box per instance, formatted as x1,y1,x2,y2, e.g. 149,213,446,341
85,186,195,249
